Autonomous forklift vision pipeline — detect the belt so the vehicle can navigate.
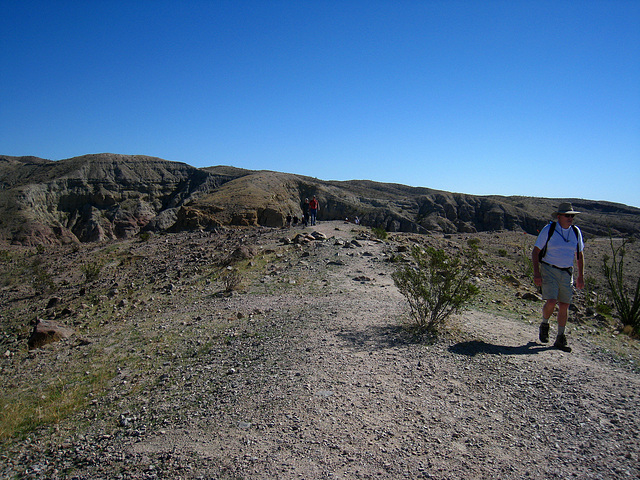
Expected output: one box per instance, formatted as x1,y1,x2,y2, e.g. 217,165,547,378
541,261,573,274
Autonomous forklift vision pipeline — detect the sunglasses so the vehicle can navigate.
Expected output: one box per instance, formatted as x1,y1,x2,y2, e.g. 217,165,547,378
562,214,575,218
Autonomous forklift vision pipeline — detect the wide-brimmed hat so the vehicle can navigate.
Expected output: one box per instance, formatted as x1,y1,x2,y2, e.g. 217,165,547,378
555,202,580,215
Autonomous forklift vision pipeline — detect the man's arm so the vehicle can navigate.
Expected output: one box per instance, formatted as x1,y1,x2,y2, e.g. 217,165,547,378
532,246,542,287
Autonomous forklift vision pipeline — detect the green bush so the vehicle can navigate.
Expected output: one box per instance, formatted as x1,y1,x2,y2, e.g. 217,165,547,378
221,268,242,292
595,302,612,316
392,245,481,333
602,236,640,335
467,238,480,248
30,259,56,294
82,261,104,283
520,238,534,282
372,226,388,240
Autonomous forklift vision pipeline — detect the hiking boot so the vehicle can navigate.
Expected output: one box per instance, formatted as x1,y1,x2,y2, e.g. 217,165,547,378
539,323,549,343
554,334,572,353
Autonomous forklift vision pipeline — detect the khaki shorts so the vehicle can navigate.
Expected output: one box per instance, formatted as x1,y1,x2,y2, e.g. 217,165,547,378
540,262,574,304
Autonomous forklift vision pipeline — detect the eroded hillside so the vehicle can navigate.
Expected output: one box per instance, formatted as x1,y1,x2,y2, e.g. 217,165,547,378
1,154,639,246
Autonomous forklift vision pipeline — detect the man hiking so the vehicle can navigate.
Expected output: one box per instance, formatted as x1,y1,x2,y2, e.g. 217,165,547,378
531,203,585,352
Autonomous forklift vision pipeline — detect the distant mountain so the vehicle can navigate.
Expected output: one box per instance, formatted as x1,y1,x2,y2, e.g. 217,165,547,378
1,153,638,245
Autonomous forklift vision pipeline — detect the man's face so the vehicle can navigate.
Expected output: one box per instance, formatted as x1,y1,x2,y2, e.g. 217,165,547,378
558,213,575,228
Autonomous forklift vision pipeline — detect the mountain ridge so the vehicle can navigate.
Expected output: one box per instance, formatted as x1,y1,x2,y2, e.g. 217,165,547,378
1,153,638,245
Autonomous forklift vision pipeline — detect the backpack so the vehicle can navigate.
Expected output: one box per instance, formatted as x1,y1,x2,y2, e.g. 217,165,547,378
538,222,580,262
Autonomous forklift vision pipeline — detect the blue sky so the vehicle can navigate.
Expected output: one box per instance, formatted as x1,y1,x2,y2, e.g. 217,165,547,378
2,1,639,207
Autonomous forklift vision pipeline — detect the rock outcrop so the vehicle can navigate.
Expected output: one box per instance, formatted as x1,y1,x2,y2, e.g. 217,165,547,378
1,153,638,245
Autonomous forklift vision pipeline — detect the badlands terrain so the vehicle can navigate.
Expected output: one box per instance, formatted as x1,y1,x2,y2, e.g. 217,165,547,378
2,154,639,246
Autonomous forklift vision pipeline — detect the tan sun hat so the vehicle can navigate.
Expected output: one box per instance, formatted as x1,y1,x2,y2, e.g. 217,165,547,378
555,202,580,215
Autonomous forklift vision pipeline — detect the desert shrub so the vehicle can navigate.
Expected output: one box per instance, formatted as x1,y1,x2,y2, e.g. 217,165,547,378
392,245,481,333
467,238,480,248
520,239,534,281
372,226,388,240
583,275,598,308
139,231,151,242
602,236,640,335
387,253,404,263
221,268,242,292
497,248,508,257
82,260,104,283
595,302,612,316
30,259,56,294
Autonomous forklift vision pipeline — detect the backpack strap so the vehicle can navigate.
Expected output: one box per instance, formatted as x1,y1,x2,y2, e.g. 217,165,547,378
539,222,582,262
538,222,556,262
571,225,582,258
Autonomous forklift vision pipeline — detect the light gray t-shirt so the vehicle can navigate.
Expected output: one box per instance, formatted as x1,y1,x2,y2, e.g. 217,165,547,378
534,222,584,269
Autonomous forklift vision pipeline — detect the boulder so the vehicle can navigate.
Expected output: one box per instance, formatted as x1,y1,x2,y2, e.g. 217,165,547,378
521,292,542,301
293,233,315,244
28,319,74,350
230,245,257,261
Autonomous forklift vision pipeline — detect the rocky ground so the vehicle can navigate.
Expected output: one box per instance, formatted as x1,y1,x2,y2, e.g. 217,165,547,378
1,221,639,479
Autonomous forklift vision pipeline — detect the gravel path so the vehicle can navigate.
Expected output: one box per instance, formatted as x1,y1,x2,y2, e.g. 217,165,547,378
2,222,639,479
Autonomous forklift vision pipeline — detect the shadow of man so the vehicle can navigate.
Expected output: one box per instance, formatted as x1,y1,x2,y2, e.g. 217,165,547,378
449,340,554,357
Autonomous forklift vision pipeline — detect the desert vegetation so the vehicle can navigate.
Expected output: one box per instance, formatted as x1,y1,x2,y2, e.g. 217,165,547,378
392,245,481,333
602,236,640,336
1,221,639,479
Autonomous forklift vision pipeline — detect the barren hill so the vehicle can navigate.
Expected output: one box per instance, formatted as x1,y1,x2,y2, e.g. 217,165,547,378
1,153,638,245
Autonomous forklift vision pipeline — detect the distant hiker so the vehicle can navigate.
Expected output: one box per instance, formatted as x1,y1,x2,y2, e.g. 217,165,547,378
354,216,360,225
286,213,292,228
309,195,319,226
531,203,585,352
292,215,299,226
302,198,310,227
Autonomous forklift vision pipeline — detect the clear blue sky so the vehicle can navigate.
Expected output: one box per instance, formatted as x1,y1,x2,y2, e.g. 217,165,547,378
2,1,639,207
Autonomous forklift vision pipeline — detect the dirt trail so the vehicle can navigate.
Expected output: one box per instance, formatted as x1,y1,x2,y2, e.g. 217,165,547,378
3,222,639,480
128,222,640,480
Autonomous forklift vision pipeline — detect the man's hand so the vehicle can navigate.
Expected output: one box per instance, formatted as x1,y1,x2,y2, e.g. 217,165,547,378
534,274,542,287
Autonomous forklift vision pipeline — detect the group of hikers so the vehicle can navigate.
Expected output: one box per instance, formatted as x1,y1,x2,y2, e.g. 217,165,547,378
286,195,362,228
286,195,319,228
